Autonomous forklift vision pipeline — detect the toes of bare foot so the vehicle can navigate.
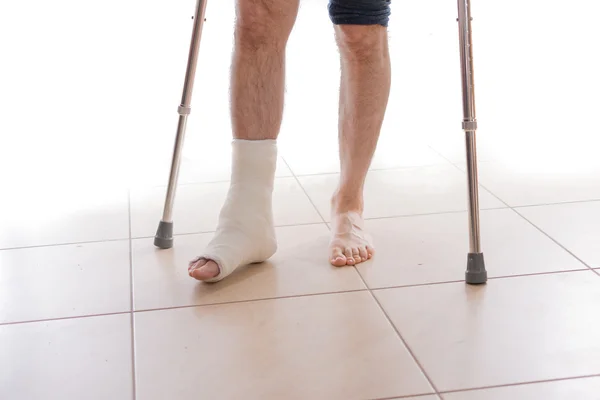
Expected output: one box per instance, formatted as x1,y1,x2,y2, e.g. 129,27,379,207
329,210,374,266
366,245,375,259
358,247,368,261
343,248,356,265
329,247,347,267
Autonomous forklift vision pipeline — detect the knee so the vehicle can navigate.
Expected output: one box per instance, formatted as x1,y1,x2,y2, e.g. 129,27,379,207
328,0,391,27
336,25,386,61
235,0,297,49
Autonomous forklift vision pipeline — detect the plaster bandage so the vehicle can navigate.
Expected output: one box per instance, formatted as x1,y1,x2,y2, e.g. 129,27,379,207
191,139,278,282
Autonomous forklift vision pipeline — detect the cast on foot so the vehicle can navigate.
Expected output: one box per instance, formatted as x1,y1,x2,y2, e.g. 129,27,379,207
189,139,278,282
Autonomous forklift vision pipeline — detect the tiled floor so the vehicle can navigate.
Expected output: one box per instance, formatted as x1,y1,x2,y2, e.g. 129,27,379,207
1,0,600,399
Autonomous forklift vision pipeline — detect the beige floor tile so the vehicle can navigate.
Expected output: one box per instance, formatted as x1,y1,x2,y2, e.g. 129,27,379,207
0,314,132,400
443,377,600,400
280,135,445,176
299,165,505,222
518,202,600,268
132,224,365,310
0,186,129,249
358,209,585,289
426,125,500,165
375,271,600,391
478,161,600,207
134,148,293,187
394,396,440,400
130,177,323,238
134,292,433,400
0,241,131,323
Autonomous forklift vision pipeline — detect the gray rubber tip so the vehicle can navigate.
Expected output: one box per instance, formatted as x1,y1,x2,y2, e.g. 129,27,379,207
154,221,174,249
465,252,487,285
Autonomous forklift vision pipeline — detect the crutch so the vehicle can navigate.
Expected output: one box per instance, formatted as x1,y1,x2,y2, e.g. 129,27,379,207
154,0,208,249
457,0,487,284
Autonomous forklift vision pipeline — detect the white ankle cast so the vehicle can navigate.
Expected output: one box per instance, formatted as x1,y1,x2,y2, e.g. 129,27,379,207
191,139,278,282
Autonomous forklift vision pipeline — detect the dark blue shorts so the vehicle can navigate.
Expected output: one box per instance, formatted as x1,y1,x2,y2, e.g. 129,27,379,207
328,0,391,27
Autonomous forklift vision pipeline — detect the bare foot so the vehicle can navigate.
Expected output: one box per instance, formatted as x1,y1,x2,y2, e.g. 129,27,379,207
329,210,374,267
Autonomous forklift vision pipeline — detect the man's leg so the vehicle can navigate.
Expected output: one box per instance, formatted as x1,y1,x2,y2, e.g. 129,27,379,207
189,0,299,281
328,0,392,266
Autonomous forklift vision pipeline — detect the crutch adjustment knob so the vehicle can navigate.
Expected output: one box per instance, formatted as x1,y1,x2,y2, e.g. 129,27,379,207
178,105,192,115
462,120,478,131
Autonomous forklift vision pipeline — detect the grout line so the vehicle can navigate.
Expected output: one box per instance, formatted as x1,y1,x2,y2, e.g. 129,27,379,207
130,207,508,241
324,213,443,396
314,218,442,396
131,221,328,241
513,198,600,209
133,288,369,315
0,222,326,253
488,268,592,280
0,237,130,252
361,273,441,395
280,162,451,178
370,392,439,400
2,269,595,328
361,206,508,222
372,279,466,291
442,151,600,212
367,268,592,292
0,290,364,327
431,145,599,275
511,208,595,271
426,143,513,210
0,310,132,327
438,373,600,395
127,189,137,400
4,198,600,254
132,162,451,190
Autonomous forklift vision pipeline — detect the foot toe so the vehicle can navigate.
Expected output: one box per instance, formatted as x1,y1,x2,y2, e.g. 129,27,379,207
366,245,375,259
188,258,207,273
352,249,362,263
189,260,220,281
332,256,347,267
344,248,355,265
358,246,368,261
330,247,347,267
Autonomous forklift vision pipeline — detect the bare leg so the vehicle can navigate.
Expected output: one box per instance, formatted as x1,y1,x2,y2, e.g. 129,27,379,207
329,24,391,266
190,0,299,281
231,0,298,140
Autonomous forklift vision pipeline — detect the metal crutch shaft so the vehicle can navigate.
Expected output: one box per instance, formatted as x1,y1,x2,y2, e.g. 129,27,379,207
154,0,208,249
457,0,487,284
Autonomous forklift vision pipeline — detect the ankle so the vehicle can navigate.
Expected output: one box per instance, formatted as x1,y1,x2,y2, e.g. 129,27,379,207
331,190,364,215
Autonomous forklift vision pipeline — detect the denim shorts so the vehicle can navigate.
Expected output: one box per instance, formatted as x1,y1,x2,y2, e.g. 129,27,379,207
328,0,391,27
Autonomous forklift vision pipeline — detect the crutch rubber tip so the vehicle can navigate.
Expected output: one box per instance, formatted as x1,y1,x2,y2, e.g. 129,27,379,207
465,253,487,285
154,221,174,249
